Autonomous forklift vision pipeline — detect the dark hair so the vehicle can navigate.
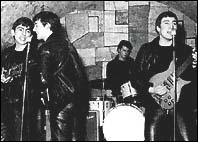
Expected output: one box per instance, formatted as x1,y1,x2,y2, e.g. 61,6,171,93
12,17,34,33
117,40,133,51
33,11,61,34
155,11,178,34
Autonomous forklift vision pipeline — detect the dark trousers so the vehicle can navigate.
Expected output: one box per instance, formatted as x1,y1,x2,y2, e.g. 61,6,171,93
40,102,88,141
50,103,74,141
144,104,196,141
1,100,41,141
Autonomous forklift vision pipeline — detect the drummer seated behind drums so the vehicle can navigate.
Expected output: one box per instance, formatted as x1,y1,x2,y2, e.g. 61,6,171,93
106,40,138,105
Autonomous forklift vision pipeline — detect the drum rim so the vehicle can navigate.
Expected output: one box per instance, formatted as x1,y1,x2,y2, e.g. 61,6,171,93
89,97,113,101
105,103,144,115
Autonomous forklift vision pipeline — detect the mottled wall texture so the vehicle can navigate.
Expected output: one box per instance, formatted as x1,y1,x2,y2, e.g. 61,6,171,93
1,1,197,97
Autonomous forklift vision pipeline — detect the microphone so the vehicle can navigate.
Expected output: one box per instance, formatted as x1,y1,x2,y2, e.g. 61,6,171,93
171,30,176,48
171,30,176,36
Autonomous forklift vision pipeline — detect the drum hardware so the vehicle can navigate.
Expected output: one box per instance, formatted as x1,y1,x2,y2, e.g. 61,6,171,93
121,81,137,99
89,98,113,126
89,79,146,140
89,78,113,126
89,78,111,90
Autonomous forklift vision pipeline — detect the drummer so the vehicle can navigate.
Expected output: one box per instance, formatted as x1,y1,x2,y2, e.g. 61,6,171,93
106,40,139,105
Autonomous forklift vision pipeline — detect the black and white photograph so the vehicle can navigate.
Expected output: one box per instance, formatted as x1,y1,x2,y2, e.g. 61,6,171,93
1,1,197,141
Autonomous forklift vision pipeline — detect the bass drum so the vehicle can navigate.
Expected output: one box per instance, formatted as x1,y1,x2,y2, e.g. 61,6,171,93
102,103,145,141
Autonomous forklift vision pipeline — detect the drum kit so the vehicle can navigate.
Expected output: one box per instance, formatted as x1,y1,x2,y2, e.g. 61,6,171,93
89,79,145,141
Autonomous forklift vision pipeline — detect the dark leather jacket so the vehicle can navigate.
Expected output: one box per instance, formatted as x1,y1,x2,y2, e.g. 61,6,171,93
135,36,194,94
40,33,89,113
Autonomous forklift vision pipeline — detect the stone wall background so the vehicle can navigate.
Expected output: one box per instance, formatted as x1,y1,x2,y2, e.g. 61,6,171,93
1,1,197,97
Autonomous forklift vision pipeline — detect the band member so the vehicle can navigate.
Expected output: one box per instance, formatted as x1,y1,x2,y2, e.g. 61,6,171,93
106,40,137,104
33,11,90,141
135,11,197,141
1,17,41,141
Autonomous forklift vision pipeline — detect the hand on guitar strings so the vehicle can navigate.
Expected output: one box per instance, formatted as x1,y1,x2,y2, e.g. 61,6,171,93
149,85,167,96
1,68,13,83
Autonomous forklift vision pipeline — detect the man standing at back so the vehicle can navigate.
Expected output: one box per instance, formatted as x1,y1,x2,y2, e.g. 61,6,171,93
106,40,137,104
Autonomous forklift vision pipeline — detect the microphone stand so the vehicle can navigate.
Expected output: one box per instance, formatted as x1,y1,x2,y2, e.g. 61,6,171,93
172,33,177,141
40,73,51,141
44,88,51,141
102,78,105,125
20,43,30,141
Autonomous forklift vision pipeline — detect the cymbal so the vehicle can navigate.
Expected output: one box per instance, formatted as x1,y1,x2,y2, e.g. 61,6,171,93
89,79,111,89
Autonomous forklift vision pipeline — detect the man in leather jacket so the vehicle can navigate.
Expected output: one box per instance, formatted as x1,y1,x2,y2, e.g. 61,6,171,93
135,11,197,141
1,17,41,141
33,11,90,141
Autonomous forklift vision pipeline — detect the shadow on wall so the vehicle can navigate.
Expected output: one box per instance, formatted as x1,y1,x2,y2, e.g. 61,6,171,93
176,21,186,44
1,41,13,52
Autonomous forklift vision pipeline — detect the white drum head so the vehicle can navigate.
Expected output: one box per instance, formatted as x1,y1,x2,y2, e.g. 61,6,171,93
103,104,145,141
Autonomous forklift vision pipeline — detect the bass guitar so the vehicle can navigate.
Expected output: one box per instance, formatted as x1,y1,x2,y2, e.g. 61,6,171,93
149,55,192,110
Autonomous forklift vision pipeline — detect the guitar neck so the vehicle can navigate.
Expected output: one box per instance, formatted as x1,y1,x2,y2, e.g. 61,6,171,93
176,55,192,77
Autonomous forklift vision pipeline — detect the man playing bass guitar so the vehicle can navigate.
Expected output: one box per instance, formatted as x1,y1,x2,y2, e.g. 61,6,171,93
135,11,197,141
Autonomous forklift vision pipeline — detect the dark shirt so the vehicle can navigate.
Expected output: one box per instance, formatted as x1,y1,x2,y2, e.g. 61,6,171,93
1,46,26,106
106,56,135,97
1,44,41,141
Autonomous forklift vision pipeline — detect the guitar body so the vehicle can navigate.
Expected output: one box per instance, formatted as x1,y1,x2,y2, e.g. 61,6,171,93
2,63,23,80
149,61,191,109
